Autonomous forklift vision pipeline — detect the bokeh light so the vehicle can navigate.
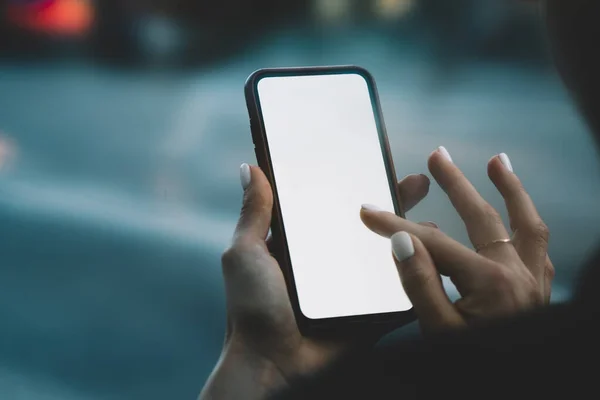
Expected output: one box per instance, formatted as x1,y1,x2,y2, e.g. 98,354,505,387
6,0,94,36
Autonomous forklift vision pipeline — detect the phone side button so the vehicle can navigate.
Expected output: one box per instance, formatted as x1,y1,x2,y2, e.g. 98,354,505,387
249,121,257,144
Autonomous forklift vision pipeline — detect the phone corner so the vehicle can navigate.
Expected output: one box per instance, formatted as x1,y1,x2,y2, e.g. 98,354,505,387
347,65,376,83
244,68,269,95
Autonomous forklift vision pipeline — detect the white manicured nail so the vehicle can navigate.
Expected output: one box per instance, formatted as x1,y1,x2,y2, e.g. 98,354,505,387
391,232,415,263
499,153,514,173
361,204,382,212
438,146,453,163
240,163,251,190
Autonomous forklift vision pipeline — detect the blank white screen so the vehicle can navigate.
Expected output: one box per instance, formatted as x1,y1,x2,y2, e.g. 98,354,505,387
257,73,412,319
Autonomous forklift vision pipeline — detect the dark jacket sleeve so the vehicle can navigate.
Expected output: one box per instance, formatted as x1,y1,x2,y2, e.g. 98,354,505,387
275,251,600,399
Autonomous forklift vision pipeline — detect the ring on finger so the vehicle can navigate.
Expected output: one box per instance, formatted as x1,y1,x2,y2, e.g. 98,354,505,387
475,238,512,253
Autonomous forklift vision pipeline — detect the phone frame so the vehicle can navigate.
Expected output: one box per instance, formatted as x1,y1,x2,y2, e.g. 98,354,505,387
245,65,416,336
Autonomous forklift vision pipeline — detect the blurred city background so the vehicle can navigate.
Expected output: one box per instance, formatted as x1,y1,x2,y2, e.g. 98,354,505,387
0,0,599,399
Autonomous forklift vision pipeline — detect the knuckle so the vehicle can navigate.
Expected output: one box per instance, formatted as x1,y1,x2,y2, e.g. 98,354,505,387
255,188,272,208
523,271,541,294
424,224,443,238
419,221,438,229
399,264,438,290
525,278,545,306
525,220,550,246
221,241,257,267
421,225,445,244
464,202,503,227
241,190,270,215
488,264,544,308
480,203,504,226
486,265,513,290
535,221,551,242
221,246,241,267
545,262,556,281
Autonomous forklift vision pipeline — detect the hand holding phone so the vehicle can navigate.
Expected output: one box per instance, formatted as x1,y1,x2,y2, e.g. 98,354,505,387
200,67,431,400
201,66,553,399
245,66,416,333
201,163,429,399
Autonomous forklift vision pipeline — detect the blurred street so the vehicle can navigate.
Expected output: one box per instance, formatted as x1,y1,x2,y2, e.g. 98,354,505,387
0,1,600,399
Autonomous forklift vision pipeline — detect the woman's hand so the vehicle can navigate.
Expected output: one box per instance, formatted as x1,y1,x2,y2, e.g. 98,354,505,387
360,147,554,334
200,165,431,400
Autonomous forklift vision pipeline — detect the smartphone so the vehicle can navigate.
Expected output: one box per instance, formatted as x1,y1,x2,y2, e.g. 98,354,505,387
245,66,414,335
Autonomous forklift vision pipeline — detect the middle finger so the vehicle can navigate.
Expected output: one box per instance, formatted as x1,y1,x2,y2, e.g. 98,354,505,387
428,147,518,262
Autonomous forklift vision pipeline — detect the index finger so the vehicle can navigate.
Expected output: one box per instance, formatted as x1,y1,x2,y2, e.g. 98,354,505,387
360,207,495,294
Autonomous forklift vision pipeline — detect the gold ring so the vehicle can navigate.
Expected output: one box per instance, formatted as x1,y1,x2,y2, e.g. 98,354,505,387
475,238,512,253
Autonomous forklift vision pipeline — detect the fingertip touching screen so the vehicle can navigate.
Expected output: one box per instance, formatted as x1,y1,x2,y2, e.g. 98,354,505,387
256,72,412,320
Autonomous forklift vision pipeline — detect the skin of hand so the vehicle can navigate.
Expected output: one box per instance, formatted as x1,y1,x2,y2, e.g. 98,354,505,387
361,147,554,334
199,168,431,399
200,2,570,397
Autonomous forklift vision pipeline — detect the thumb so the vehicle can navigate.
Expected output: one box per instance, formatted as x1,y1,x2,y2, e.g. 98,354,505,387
391,232,464,333
233,163,273,244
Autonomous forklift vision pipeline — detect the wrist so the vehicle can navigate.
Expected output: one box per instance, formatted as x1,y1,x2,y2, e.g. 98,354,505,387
200,338,289,400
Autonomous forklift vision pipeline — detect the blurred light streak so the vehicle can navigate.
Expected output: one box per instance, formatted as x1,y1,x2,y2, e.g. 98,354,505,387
6,0,94,36
313,0,352,24
0,179,236,251
374,0,415,20
0,135,16,172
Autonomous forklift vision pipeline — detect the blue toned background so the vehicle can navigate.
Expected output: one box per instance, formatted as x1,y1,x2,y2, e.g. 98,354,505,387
1,0,599,398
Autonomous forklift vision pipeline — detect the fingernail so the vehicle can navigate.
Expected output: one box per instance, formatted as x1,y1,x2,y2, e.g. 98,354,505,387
240,163,251,190
391,232,415,263
438,146,453,163
425,221,439,229
361,204,382,212
499,153,514,173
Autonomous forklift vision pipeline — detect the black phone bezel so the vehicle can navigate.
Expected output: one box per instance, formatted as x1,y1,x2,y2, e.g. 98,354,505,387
244,65,416,336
